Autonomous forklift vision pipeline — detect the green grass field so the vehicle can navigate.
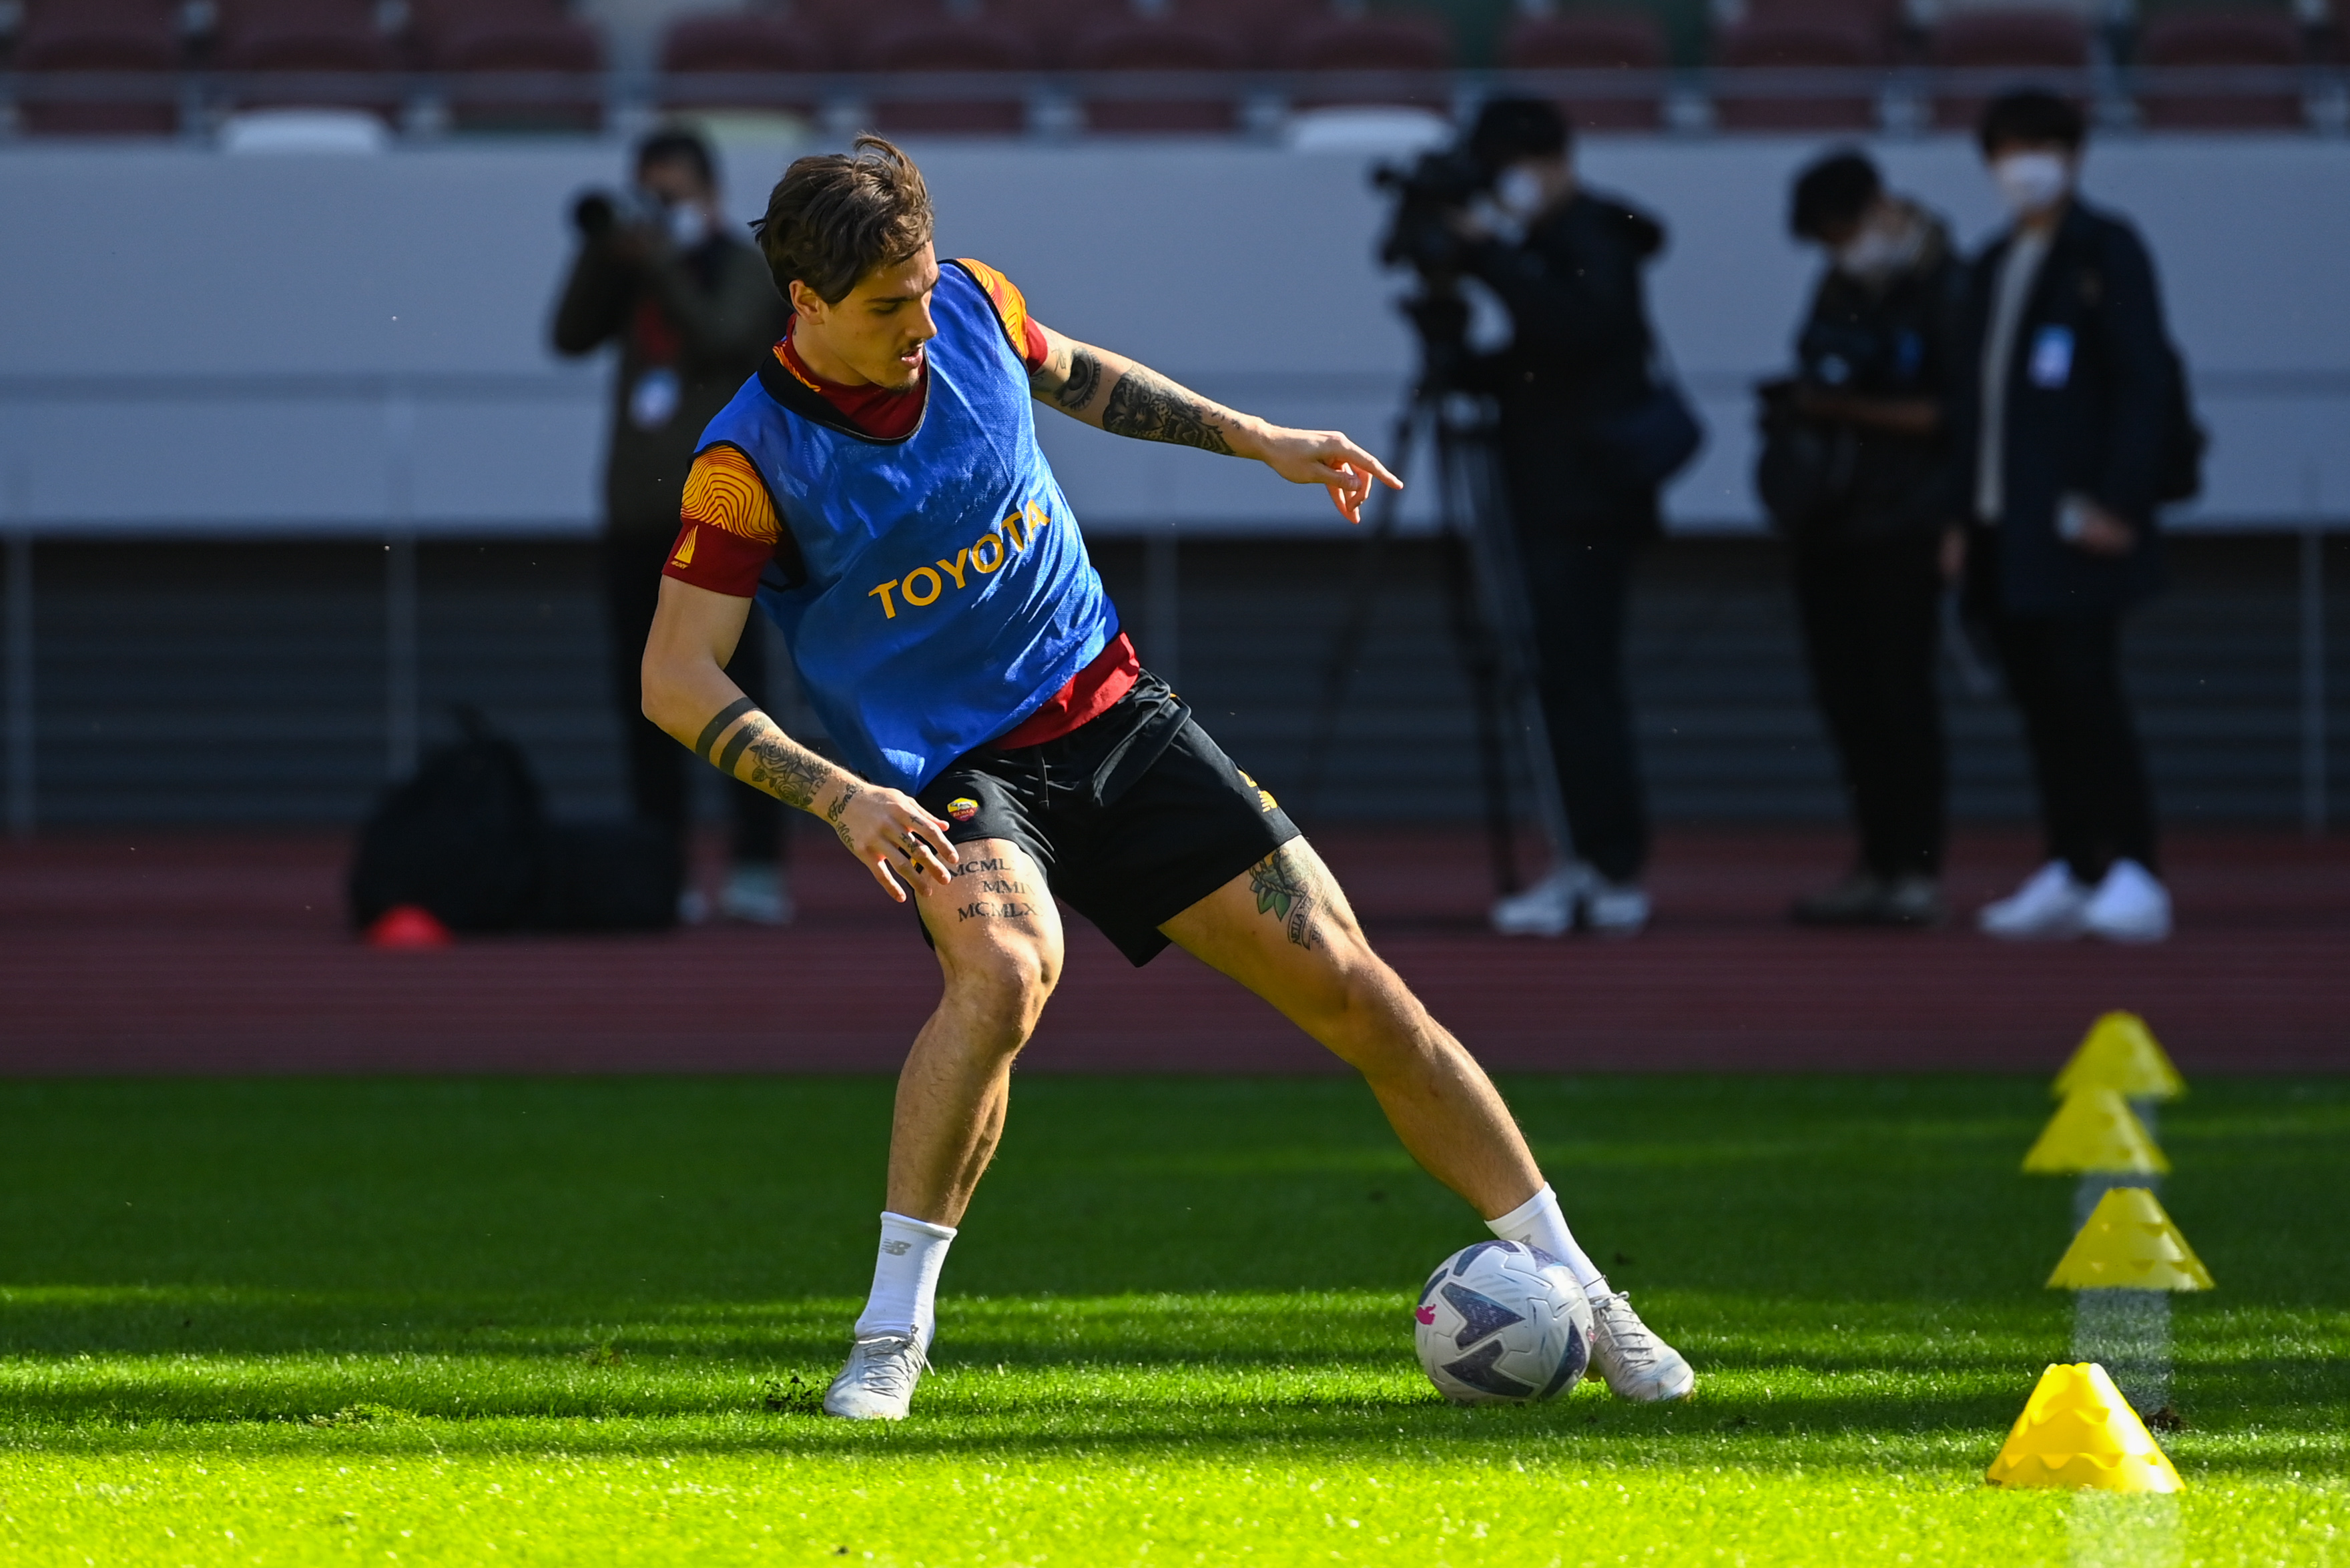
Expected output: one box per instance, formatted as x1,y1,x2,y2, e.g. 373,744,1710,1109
0,1074,2343,1565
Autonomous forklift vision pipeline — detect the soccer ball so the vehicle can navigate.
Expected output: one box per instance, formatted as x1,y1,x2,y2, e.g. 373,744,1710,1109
1413,1240,1592,1405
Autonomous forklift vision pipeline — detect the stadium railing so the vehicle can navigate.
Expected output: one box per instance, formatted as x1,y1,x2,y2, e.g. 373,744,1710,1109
1,63,2347,137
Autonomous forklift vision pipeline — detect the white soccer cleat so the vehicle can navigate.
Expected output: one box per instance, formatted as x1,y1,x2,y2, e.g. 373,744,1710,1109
1580,878,1651,936
822,1331,928,1421
1586,1291,1695,1403
2082,858,2170,943
1977,861,2092,941
719,862,795,926
1491,867,1584,938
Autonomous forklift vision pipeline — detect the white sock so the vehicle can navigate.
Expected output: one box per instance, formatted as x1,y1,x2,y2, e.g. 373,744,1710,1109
1488,1184,1612,1303
852,1211,957,1347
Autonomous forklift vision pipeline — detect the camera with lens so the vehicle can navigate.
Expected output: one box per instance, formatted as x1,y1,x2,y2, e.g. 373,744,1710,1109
571,185,665,242
1372,145,1494,283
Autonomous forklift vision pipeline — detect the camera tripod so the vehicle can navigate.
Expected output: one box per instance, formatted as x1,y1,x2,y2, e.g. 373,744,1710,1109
1299,312,1571,898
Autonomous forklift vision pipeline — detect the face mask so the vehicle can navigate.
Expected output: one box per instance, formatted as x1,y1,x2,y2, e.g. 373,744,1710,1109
1833,216,1924,282
665,200,713,248
1991,151,2072,218
1494,165,1548,221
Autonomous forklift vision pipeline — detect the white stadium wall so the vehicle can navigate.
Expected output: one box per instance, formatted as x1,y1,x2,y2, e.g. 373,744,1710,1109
0,133,2345,538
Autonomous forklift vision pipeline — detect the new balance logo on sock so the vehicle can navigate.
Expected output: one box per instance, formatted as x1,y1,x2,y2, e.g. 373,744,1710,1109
880,1240,912,1256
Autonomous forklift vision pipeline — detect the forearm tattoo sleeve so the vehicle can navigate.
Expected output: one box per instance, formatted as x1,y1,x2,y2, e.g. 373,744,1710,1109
698,702,828,812
1100,364,1238,456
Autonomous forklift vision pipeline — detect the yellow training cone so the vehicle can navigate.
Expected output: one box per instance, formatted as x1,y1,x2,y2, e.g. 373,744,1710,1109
2022,1088,2170,1175
1986,1362,2184,1492
2053,1012,2186,1102
2048,1186,2215,1291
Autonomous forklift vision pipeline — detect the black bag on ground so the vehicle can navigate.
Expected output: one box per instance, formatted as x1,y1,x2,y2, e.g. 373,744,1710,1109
349,707,680,934
348,707,546,932
535,821,681,932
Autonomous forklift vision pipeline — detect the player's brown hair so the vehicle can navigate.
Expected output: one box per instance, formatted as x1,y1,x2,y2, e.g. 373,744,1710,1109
754,135,935,305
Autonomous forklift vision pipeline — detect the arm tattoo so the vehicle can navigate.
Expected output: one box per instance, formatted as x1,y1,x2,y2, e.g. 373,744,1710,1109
739,724,828,811
694,697,758,764
826,779,862,849
1248,844,1323,949
1101,364,1237,456
1049,347,1103,412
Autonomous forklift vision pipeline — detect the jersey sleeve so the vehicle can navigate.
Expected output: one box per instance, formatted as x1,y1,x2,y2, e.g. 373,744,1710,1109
955,257,1051,372
663,444,783,599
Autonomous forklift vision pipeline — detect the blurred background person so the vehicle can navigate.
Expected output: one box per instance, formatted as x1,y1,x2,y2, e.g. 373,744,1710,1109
553,125,795,925
1952,89,2184,944
1761,150,1962,929
1465,99,1693,939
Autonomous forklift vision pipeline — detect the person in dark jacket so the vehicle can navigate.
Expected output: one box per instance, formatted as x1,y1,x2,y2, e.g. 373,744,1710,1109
1460,99,1682,937
1765,150,1964,927
553,125,796,923
1950,89,2178,942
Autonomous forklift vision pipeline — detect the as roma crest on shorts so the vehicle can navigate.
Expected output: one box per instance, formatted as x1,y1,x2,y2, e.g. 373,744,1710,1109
1237,769,1278,813
946,797,980,823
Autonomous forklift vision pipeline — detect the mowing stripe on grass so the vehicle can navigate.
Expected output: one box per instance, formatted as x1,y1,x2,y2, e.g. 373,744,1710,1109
2068,1100,2179,1568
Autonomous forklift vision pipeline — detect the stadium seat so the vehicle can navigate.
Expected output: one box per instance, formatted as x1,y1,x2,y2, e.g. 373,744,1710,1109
1502,11,1669,131
1072,16,1246,132
1712,16,1887,129
13,0,183,135
862,17,1038,135
2136,7,2303,128
1930,9,2090,127
1175,0,1327,67
216,0,402,119
992,0,1118,67
658,11,832,116
1285,14,1453,111
406,0,571,51
431,11,607,132
1739,0,1906,52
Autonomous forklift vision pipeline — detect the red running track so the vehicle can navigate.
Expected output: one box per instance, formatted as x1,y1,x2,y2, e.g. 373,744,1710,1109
1,826,2343,1076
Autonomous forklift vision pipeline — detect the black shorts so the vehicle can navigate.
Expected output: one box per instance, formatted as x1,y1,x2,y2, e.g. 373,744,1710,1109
914,672,1300,966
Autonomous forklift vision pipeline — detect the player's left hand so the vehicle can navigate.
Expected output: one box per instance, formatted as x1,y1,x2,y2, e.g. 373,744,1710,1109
1247,426,1404,526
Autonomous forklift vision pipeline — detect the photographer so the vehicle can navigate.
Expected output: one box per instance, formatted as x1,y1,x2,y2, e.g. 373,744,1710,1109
1456,99,1687,937
552,126,795,923
1761,151,1962,928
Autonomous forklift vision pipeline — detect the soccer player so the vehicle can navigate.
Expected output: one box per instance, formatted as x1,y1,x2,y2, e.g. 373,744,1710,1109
640,137,1695,1419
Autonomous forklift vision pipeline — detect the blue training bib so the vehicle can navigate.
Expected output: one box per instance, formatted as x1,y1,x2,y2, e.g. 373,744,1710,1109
696,262,1117,794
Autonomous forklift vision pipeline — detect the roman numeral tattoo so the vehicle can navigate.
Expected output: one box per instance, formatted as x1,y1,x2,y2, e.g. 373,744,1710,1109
1249,845,1322,949
1101,365,1236,456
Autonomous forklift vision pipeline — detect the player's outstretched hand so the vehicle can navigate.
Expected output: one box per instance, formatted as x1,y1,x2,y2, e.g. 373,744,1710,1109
1247,426,1404,525
834,784,958,902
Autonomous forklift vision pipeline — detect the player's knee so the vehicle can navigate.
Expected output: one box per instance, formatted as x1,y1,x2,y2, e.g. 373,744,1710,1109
1311,947,1423,1060
944,938,1059,1047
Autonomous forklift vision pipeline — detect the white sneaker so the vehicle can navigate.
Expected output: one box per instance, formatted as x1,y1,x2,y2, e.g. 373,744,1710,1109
1491,866,1585,937
1586,1290,1695,1403
1977,861,2092,941
2082,859,2170,943
719,862,795,925
822,1331,928,1421
1580,878,1651,936
677,887,711,926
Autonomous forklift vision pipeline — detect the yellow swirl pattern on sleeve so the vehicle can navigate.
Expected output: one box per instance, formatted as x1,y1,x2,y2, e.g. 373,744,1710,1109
681,446,780,545
955,258,1031,352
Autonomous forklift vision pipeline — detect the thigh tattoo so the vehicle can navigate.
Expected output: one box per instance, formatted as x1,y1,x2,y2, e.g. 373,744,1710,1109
949,854,1043,924
1248,844,1324,949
